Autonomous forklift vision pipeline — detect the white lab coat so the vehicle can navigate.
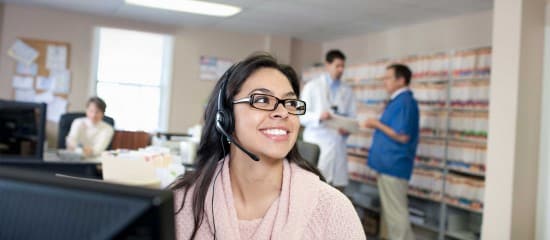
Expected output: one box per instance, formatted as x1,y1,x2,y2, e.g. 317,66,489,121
300,74,356,186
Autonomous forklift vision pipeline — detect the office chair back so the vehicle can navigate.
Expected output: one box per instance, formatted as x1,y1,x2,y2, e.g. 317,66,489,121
57,112,115,149
110,130,151,150
297,141,320,167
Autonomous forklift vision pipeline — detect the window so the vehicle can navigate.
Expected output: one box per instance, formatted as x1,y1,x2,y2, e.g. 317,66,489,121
93,27,173,132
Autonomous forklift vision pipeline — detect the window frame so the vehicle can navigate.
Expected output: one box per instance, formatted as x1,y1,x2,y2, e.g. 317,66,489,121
90,26,173,132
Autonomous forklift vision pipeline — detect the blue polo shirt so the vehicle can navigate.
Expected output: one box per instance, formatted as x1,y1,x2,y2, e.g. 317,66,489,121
367,90,419,180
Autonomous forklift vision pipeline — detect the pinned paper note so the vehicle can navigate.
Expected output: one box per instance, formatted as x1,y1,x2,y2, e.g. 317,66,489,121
12,75,34,89
200,56,234,81
16,62,38,76
36,76,54,91
8,39,39,65
34,91,54,103
50,69,71,94
46,45,67,70
46,97,68,122
14,89,36,102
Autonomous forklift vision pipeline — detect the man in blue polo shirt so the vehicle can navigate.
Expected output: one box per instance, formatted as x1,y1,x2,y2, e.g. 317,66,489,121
363,64,419,240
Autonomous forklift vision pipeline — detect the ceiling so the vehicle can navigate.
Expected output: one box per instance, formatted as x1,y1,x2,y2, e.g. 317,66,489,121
0,0,493,41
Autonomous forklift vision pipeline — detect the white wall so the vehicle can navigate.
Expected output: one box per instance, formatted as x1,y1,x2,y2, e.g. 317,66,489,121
482,0,545,238
264,35,292,64
290,38,322,74
323,10,493,63
536,4,550,240
536,26,550,240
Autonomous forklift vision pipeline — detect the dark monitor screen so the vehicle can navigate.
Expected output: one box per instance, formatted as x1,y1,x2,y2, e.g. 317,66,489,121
0,100,46,161
0,167,175,240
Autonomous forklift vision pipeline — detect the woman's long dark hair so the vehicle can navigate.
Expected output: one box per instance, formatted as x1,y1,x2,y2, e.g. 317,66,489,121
170,53,325,239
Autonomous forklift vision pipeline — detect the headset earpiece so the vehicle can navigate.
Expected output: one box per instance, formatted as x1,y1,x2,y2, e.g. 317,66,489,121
216,110,233,137
216,64,238,138
214,62,259,161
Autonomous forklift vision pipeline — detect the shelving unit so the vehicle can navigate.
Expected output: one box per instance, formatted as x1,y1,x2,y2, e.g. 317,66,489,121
444,198,483,214
304,47,491,240
446,231,478,240
412,222,441,233
415,158,445,170
448,166,485,177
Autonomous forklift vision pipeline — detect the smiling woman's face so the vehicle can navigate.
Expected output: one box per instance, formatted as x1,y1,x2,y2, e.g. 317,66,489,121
231,67,300,161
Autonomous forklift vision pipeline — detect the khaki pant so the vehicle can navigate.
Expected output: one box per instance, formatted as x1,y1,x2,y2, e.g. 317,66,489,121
378,174,415,240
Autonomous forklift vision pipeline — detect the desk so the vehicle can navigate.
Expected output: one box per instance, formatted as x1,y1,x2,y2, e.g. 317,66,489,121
155,132,192,141
0,149,193,186
43,149,101,164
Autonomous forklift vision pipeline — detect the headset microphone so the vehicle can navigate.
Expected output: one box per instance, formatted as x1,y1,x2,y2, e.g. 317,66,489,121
215,118,260,161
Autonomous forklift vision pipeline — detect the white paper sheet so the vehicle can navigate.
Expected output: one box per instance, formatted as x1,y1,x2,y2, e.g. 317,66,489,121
16,62,38,76
36,76,54,91
50,69,71,94
34,91,54,103
46,97,67,122
8,39,39,64
323,114,360,134
14,89,36,102
12,75,34,89
46,45,67,70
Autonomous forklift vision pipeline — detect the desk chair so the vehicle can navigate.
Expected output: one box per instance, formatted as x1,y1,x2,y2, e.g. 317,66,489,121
297,141,320,167
57,112,115,150
110,131,151,150
111,131,193,151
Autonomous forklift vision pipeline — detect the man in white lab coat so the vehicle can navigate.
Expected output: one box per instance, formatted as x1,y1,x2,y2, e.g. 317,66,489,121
300,50,356,189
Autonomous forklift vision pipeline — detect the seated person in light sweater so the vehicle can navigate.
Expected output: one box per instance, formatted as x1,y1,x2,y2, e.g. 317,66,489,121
170,53,366,240
66,97,114,158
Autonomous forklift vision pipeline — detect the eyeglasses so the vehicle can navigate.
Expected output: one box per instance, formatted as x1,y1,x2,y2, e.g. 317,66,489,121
232,93,306,115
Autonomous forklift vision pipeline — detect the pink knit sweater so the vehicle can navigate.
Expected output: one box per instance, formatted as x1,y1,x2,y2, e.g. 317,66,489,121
174,158,366,240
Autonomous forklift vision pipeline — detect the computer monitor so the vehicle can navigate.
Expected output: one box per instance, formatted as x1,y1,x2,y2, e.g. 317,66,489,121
0,100,46,161
0,166,175,240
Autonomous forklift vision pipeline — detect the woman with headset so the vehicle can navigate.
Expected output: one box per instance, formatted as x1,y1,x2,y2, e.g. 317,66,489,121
171,53,365,240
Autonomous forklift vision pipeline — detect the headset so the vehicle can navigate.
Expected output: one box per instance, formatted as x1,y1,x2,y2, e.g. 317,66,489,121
215,63,260,162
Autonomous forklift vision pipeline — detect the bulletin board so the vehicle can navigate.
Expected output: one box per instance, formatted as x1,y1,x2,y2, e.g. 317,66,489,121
9,37,73,149
12,37,71,100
